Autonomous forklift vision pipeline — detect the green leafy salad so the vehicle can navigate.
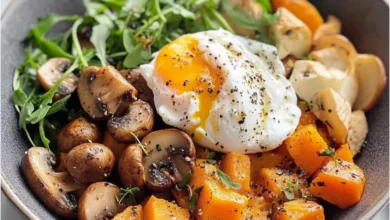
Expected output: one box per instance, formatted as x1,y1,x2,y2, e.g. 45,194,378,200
12,0,278,149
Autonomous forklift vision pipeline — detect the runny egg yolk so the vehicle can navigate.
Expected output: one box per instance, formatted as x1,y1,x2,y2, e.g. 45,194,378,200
155,36,224,136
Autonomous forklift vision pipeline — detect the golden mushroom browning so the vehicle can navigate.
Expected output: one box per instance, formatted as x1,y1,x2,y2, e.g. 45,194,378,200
119,69,155,107
22,147,84,217
57,116,102,153
65,143,115,184
118,144,145,189
78,66,138,120
107,100,154,143
37,58,79,99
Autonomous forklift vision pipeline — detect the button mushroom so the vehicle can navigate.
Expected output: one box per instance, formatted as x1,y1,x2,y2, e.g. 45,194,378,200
313,15,341,41
310,88,352,145
78,66,138,120
57,116,102,153
103,130,128,161
118,129,196,192
118,144,145,189
142,129,196,192
65,143,115,184
107,100,154,143
21,147,84,217
274,7,312,59
119,69,154,107
353,54,387,111
37,58,79,99
289,60,358,105
78,182,126,220
347,110,368,157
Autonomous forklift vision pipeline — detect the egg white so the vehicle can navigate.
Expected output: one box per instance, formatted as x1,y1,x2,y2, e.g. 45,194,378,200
140,30,300,153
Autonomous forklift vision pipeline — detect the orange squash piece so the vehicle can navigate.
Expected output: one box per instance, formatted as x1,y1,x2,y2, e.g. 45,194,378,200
256,167,310,202
323,144,353,166
272,143,292,159
298,101,317,126
190,159,219,190
113,205,142,220
143,196,190,220
284,125,329,175
271,0,324,33
272,199,325,220
221,152,251,194
249,152,286,181
196,180,248,220
310,160,366,209
243,195,270,220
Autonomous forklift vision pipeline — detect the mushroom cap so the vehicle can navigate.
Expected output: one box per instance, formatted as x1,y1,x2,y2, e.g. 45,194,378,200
78,66,138,120
347,110,368,157
65,143,115,184
274,7,312,59
141,129,196,192
118,144,145,188
353,54,387,111
21,147,83,217
313,15,342,41
119,69,154,108
107,100,154,143
311,46,355,75
311,88,352,145
57,116,102,153
37,58,79,98
290,60,358,105
78,182,125,220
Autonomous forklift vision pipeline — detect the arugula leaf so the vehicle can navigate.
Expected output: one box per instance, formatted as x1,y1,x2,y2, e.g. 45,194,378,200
71,18,89,68
46,95,71,116
91,24,111,66
39,119,50,149
123,43,152,68
217,169,241,190
221,0,261,30
13,89,28,107
257,0,272,14
176,172,193,190
189,193,197,212
29,14,79,38
124,0,148,13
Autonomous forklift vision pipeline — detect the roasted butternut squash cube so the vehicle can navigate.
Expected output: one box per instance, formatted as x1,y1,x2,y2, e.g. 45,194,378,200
256,167,310,202
250,152,286,181
272,199,325,220
309,160,366,209
221,152,251,194
335,144,353,163
113,205,142,220
196,180,248,220
284,125,329,175
317,123,332,147
190,159,219,190
243,195,270,220
143,196,190,220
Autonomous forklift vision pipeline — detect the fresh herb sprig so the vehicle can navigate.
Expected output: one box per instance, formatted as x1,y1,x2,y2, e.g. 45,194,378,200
216,169,241,190
175,172,203,212
115,186,140,205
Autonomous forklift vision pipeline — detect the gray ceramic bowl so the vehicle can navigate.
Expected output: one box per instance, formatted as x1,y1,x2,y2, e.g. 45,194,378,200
1,0,389,219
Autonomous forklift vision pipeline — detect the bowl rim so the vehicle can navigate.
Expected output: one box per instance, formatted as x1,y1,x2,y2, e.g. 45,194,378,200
0,0,389,219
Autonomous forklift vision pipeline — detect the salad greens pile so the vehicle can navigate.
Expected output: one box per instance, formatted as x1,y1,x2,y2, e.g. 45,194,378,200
12,0,278,150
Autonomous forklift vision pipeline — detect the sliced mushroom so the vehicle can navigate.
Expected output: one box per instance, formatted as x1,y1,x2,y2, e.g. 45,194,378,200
221,0,262,37
78,27,94,49
78,66,138,120
313,15,341,41
21,147,84,217
282,55,297,77
313,34,358,61
290,60,358,105
37,58,79,99
118,144,145,188
65,143,115,184
311,88,352,145
119,69,154,107
103,130,128,160
107,100,154,143
57,116,102,153
274,7,312,59
141,129,196,192
310,46,355,75
347,110,368,157
78,182,126,220
353,54,387,111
